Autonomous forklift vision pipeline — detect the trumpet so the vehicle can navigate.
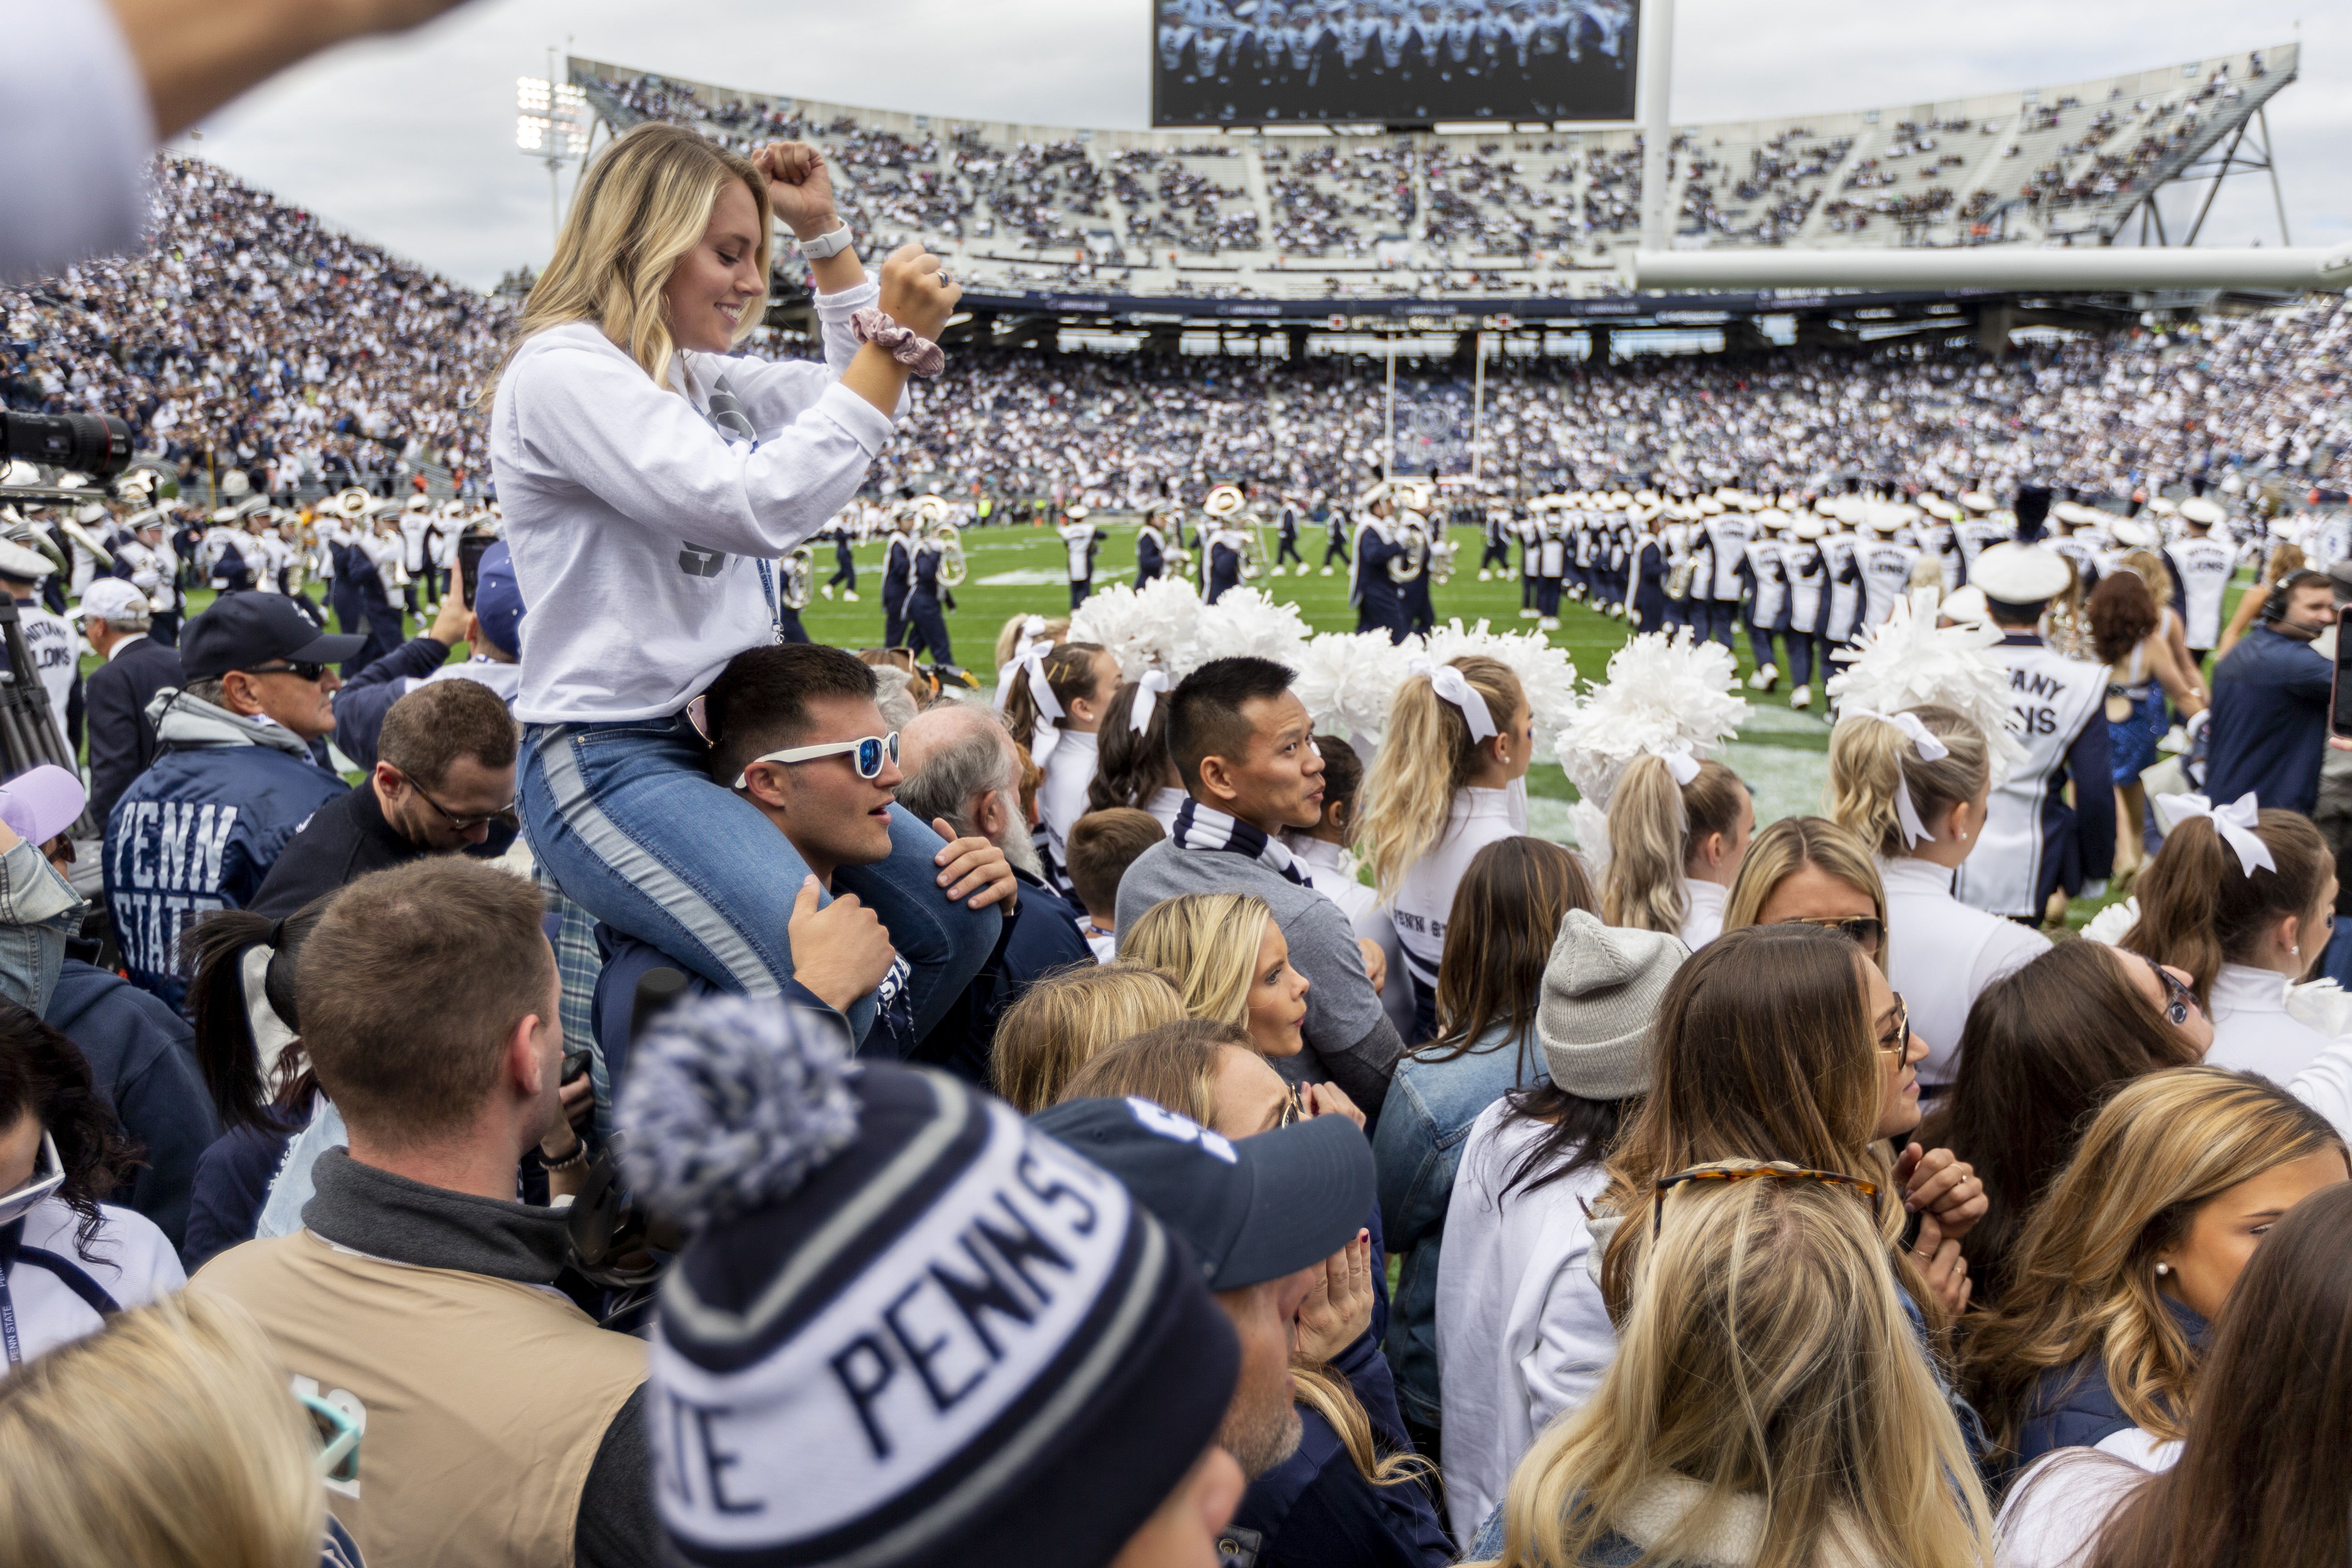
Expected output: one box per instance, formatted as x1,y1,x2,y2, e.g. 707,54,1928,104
782,545,814,609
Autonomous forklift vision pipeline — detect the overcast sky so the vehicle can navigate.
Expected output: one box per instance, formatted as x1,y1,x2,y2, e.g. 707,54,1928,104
181,0,2346,291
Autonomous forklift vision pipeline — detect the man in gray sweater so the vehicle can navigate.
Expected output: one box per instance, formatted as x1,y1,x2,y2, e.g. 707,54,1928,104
1115,656,1404,1116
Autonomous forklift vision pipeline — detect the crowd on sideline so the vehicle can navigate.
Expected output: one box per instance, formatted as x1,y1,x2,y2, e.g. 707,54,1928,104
9,109,2352,1568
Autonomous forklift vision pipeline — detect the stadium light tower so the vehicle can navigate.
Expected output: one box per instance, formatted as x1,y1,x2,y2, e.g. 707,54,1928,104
516,53,589,248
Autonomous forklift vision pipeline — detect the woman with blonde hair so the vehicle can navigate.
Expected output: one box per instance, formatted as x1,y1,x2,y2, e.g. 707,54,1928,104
498,120,1008,1020
1597,755,1752,948
1465,1167,1995,1568
990,961,1188,1113
1354,655,1531,1042
1120,892,1315,1064
1960,1065,2346,1474
1002,638,1122,892
1827,702,2048,1091
1720,814,1889,967
0,1292,348,1568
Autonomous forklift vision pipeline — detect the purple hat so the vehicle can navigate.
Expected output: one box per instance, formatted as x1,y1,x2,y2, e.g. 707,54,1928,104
0,765,85,846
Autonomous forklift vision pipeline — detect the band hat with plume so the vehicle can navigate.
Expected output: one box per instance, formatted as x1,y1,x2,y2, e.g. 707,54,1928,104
618,994,1239,1568
1970,542,2072,605
1826,588,2026,787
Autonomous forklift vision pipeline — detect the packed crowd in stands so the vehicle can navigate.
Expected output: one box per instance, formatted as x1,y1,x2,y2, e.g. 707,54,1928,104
17,86,2352,1568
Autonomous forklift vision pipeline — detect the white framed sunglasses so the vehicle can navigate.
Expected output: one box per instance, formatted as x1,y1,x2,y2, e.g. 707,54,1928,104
0,1131,65,1229
733,731,901,789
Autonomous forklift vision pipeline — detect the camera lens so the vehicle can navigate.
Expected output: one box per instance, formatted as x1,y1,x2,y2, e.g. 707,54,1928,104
1,412,133,480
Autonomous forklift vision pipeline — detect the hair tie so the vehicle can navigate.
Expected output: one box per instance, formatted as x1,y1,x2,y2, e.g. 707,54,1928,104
1405,657,1498,744
1129,669,1171,735
2153,790,2276,877
1840,707,1951,848
265,916,288,951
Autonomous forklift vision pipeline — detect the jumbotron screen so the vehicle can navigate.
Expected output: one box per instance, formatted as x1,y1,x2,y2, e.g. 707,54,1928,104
1151,0,1638,127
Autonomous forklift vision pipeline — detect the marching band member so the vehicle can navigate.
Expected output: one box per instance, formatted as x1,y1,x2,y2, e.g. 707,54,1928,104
821,515,858,600
1204,512,1247,604
1134,506,1166,586
1477,497,1511,582
1953,487,2009,579
1534,500,1565,630
881,505,915,647
903,521,956,669
1952,542,2114,926
1057,502,1100,608
2168,495,2237,665
396,494,433,614
1353,654,1529,1043
1349,481,1409,642
1003,639,1122,895
1627,505,1668,632
1320,497,1351,576
1271,492,1304,574
1780,510,1827,709
1855,503,1922,631
1744,509,1788,693
1400,496,1436,637
1699,495,1751,649
1515,502,1541,619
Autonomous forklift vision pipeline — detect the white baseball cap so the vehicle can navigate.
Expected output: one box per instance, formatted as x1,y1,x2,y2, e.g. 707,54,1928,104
76,578,149,622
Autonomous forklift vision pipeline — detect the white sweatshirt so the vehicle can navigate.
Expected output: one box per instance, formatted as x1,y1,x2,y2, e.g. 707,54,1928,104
491,282,897,724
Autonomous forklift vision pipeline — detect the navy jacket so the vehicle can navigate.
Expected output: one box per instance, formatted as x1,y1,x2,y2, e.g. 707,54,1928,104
1136,529,1164,585
103,694,349,1010
914,869,1090,1087
84,634,184,827
1630,538,1667,629
2014,1298,2208,1472
329,633,457,774
592,929,837,1100
45,956,218,1253
1230,1327,1451,1568
183,1104,304,1271
2205,626,2334,814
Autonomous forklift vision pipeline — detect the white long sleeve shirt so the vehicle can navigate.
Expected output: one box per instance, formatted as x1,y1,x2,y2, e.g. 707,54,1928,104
1435,1102,1614,1547
1388,788,1518,998
2206,962,2336,1084
1680,879,1727,950
1036,729,1101,879
492,283,897,723
1881,855,2050,1088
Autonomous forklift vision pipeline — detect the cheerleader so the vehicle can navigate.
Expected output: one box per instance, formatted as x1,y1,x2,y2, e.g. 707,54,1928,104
1600,754,1751,948
1352,655,1530,1043
1088,673,1186,832
1827,703,2048,1093
496,122,1006,1014
1002,639,1122,891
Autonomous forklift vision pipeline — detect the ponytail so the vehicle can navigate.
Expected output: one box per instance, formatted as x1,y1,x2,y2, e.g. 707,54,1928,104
1602,755,1688,933
1002,641,1108,755
1355,655,1524,902
2123,809,2331,1005
1089,678,1178,812
1826,702,1990,859
180,896,334,1132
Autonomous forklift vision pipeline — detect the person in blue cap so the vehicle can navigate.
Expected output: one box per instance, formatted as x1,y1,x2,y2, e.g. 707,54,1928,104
331,537,527,776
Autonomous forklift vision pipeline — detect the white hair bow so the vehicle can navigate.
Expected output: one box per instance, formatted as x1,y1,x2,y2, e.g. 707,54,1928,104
1840,707,1951,849
991,617,1053,715
1013,644,1067,766
1656,748,1701,786
2153,790,2276,877
1129,668,1171,735
1406,657,1497,744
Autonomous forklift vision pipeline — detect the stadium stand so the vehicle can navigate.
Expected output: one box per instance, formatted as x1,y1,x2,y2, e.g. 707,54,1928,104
576,44,2295,303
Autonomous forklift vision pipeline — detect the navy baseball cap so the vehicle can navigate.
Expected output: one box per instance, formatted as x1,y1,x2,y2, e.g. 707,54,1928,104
471,541,525,658
180,592,365,681
1031,1096,1373,1291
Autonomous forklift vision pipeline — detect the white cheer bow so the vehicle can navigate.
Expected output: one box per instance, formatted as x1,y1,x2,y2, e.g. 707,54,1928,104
1659,748,1701,786
1838,707,1952,849
1406,657,1497,744
1129,668,1171,735
1013,645,1067,765
2153,790,2276,877
991,616,1054,714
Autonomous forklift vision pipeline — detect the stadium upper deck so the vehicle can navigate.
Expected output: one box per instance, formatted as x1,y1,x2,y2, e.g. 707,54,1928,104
574,44,2295,313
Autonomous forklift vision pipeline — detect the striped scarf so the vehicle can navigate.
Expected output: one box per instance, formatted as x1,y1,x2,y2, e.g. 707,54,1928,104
1170,799,1311,887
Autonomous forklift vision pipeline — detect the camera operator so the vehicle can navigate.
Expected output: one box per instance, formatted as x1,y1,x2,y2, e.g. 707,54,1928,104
191,858,652,1568
3,0,480,281
2205,568,2339,814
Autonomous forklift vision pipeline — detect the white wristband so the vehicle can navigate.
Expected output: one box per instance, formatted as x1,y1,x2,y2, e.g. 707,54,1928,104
795,221,853,260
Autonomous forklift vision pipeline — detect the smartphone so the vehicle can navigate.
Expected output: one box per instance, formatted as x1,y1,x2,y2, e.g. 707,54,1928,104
456,530,497,611
2332,606,2352,740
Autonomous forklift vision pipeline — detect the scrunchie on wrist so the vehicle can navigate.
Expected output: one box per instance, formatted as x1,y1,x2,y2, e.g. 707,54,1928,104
849,307,946,378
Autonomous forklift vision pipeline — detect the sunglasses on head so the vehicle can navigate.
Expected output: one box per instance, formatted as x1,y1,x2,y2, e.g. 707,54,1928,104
2137,952,2199,1027
734,731,901,788
1777,913,1885,957
1651,1162,1882,1242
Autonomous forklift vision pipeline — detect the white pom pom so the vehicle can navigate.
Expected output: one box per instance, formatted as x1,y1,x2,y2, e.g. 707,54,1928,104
2077,896,2139,947
1291,631,1423,744
1181,587,1312,678
1423,618,1582,750
1826,588,2028,785
1070,577,1204,679
616,995,860,1229
1566,798,1613,877
2287,979,2352,1040
1553,629,1749,808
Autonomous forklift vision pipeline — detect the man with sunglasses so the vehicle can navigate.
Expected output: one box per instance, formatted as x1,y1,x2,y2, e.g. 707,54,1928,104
248,679,519,919
102,591,363,1008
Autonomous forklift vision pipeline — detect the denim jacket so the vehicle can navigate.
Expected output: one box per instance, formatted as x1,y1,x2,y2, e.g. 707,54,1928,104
0,835,84,1014
1371,1022,1548,1427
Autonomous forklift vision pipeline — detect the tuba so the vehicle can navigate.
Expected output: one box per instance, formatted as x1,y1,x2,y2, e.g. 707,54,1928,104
782,545,814,609
931,522,967,587
1387,511,1429,584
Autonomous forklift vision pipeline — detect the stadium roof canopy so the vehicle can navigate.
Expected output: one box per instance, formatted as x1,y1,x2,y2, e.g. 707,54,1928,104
574,46,2296,331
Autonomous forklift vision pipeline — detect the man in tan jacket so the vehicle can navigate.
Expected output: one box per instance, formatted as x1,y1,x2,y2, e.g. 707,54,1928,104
193,858,651,1568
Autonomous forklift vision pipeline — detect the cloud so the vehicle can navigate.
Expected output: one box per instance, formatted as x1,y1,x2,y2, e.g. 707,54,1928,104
184,0,2344,289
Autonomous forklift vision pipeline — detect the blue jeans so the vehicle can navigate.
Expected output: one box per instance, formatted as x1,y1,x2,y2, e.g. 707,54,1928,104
519,715,999,1048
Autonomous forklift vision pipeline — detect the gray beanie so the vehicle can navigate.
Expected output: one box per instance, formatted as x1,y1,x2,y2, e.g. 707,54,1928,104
1537,908,1689,1100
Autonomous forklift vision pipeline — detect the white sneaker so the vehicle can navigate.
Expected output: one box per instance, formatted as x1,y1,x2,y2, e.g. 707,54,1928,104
1519,606,1539,619
1790,684,1812,710
843,590,859,602
1747,663,1778,691
1477,569,1493,582
820,585,834,599
1610,604,1626,619
1268,565,1283,576
1539,615,1559,630
1319,566,1335,577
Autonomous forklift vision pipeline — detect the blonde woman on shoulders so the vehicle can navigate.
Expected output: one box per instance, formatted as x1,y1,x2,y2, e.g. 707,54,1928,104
1354,655,1531,1043
1462,1165,1994,1568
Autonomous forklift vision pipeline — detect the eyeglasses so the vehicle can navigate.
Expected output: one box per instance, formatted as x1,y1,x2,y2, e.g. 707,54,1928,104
734,731,901,789
1776,913,1885,958
240,660,328,683
405,776,518,834
1277,1082,1304,1129
2138,953,2200,1028
1877,993,1910,1057
1652,1162,1882,1241
0,1130,64,1229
